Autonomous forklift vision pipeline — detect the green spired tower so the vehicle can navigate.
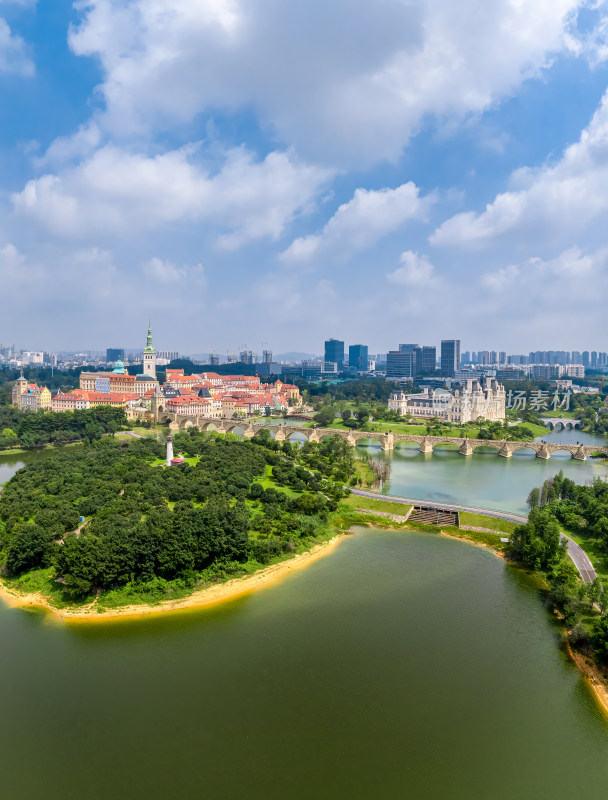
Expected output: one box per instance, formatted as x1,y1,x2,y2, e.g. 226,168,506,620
143,320,157,379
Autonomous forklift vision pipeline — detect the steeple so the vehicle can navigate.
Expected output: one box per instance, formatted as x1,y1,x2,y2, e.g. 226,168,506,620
144,319,155,354
142,319,157,380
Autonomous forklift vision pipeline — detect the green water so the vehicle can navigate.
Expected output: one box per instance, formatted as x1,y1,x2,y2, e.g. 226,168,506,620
358,430,608,514
2,446,608,798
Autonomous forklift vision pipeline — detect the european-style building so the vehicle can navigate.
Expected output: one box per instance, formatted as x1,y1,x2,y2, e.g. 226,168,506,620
388,378,506,423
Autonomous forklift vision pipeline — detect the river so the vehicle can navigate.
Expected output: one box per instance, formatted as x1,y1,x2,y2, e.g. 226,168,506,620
2,438,608,798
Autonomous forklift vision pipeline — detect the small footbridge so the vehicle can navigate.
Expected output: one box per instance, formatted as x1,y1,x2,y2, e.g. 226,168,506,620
542,417,581,430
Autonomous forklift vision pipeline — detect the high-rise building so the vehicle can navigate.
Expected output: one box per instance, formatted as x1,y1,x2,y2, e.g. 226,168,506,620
415,345,436,375
239,350,255,364
325,338,344,369
349,344,368,371
106,348,125,363
441,340,461,377
386,349,416,380
142,321,156,379
209,351,220,366
262,349,273,363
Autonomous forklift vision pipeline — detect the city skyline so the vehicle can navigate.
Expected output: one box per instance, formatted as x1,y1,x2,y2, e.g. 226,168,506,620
2,2,608,350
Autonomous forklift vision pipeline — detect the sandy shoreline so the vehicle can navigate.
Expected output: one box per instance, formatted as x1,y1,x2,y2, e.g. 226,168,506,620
0,534,347,622
566,642,608,716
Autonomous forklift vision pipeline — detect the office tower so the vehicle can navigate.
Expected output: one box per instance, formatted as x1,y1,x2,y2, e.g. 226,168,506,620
262,349,273,363
349,344,369,371
499,351,506,364
441,339,461,377
415,345,436,375
386,349,416,380
325,338,345,369
106,348,125,363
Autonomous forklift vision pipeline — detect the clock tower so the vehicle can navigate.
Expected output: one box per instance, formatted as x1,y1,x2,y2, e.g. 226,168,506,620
143,320,156,379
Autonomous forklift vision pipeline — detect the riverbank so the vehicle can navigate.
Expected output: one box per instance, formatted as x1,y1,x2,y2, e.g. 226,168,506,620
567,643,608,716
0,534,348,622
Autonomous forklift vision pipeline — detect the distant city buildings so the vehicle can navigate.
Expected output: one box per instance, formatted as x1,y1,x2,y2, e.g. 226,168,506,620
324,338,345,370
349,344,368,372
441,340,461,378
106,348,125,363
386,348,416,380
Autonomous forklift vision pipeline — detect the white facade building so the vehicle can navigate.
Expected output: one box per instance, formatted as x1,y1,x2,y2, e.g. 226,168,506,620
388,378,506,423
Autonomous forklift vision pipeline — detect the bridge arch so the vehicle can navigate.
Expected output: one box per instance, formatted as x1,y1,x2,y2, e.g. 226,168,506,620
224,422,247,435
199,421,220,432
549,448,574,459
468,442,502,454
286,429,309,442
509,443,538,456
353,434,386,448
430,438,461,449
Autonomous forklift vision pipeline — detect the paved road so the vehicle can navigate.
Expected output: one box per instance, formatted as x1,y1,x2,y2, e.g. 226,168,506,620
349,488,597,583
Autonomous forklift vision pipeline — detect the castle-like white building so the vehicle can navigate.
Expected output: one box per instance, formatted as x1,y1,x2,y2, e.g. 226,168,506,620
388,378,506,424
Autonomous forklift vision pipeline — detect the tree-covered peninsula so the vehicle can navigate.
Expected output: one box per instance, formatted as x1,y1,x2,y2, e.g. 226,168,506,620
0,430,354,609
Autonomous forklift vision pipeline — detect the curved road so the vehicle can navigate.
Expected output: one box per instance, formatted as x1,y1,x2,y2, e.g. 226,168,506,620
349,488,597,584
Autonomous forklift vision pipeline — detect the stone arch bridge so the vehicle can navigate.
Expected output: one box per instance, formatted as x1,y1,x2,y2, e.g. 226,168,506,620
157,414,608,461
542,417,581,431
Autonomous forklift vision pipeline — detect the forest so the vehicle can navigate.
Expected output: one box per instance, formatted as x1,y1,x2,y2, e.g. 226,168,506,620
0,406,127,450
0,431,354,603
509,472,608,663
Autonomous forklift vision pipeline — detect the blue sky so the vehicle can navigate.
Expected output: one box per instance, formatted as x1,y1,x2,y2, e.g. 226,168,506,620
2,0,608,355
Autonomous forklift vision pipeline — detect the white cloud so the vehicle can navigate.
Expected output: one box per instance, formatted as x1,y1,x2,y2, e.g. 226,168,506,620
474,246,607,339
281,182,432,263
387,250,437,286
66,0,589,166
0,17,34,76
431,88,608,248
143,256,205,286
0,242,211,347
12,144,329,247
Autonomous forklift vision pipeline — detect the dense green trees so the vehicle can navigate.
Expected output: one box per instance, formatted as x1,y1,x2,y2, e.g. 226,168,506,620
513,471,608,661
0,431,352,601
0,405,127,450
509,508,565,570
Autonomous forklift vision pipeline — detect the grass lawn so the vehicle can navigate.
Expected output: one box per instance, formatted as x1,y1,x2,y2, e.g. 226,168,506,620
539,410,579,419
3,567,92,609
353,460,375,486
341,494,413,516
258,464,300,497
447,529,509,550
459,512,518,534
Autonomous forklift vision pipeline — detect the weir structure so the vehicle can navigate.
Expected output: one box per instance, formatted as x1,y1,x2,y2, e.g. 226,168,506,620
153,412,608,461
